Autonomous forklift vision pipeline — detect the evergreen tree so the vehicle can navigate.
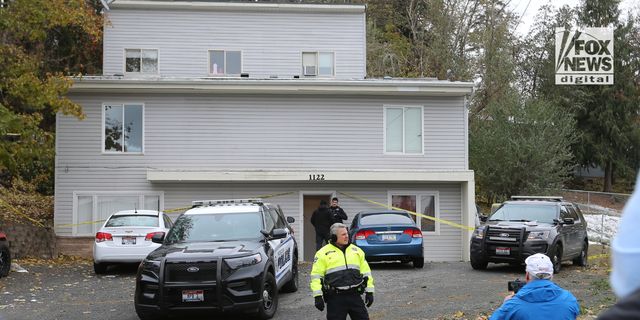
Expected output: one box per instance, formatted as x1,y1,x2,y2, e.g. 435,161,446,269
573,0,640,192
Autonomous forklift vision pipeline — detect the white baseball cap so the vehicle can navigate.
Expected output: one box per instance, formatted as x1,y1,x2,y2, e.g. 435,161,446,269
525,253,554,280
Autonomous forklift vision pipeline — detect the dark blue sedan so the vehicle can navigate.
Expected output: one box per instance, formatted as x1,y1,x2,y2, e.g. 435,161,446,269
348,210,424,268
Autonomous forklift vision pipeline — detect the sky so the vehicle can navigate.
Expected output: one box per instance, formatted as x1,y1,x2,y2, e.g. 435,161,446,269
509,0,635,36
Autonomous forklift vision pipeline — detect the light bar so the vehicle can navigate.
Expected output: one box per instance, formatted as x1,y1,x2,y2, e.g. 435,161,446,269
511,196,563,201
192,198,264,207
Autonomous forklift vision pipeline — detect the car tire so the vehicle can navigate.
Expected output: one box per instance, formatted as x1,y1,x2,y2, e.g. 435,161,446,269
413,257,424,268
573,241,588,266
551,244,563,273
257,272,278,319
0,242,11,278
93,261,108,274
281,254,298,293
470,258,488,270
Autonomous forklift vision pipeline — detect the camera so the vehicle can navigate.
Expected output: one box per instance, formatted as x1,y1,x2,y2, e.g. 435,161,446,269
508,279,526,293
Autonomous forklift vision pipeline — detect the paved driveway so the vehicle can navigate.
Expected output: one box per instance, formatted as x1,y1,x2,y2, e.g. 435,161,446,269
0,258,615,320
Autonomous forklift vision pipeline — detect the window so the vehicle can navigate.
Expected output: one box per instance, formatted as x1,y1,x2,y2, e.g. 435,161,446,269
389,192,439,233
385,106,423,154
208,50,242,75
103,104,143,153
73,192,163,235
125,49,158,73
302,52,334,76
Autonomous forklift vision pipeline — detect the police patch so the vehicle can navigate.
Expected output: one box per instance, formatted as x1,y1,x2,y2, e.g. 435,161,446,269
352,247,358,252
313,256,319,264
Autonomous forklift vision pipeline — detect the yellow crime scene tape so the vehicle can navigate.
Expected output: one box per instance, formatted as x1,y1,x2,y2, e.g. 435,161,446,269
0,198,45,228
337,191,475,231
587,253,611,260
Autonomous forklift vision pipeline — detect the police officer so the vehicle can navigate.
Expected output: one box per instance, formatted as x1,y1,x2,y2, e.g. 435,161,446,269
329,197,348,224
310,223,374,320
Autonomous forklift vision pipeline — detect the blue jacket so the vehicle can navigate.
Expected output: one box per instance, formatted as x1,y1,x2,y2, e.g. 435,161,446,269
490,280,579,320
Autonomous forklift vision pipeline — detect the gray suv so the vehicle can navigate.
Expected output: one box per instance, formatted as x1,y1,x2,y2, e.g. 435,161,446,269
470,196,589,273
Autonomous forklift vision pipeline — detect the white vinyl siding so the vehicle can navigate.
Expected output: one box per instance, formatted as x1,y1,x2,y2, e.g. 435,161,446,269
104,10,364,78
385,106,424,155
57,93,468,261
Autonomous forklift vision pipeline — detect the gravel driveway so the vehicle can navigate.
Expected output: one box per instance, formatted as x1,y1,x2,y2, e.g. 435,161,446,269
0,256,615,320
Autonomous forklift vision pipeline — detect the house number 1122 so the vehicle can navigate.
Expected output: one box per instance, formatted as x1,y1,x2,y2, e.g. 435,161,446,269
309,174,325,181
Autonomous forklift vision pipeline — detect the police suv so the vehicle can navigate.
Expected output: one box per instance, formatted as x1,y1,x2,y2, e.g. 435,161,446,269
470,196,589,273
134,199,298,320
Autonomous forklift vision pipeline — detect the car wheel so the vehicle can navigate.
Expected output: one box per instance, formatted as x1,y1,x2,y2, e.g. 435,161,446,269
470,258,488,270
573,241,588,266
552,244,563,273
0,242,11,278
93,261,108,274
413,257,424,269
282,254,298,293
257,272,278,319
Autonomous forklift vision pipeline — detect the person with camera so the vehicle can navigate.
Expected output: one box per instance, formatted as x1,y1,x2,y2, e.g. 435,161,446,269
489,253,579,320
310,223,374,320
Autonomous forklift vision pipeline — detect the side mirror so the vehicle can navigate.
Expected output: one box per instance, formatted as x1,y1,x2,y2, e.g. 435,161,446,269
480,214,488,222
563,218,575,225
287,216,295,223
272,229,288,239
151,232,165,244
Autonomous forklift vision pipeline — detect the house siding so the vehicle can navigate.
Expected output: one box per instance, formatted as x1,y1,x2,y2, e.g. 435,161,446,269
59,93,466,170
54,179,464,261
55,92,468,260
103,9,366,79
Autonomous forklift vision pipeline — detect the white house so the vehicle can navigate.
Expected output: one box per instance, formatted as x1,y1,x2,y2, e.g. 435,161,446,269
55,0,476,262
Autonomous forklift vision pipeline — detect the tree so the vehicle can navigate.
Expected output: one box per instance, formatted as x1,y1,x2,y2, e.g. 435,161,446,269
572,0,640,192
470,94,577,203
0,0,103,194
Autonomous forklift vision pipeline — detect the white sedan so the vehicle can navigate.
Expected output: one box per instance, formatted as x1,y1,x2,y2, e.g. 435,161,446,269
93,210,172,274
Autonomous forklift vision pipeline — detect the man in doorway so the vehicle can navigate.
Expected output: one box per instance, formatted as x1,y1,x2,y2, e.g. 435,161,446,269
310,199,334,252
330,197,348,224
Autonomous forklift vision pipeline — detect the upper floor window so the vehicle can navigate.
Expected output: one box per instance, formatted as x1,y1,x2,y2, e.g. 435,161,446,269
302,52,334,76
384,106,423,154
104,104,143,153
125,49,158,73
208,50,242,75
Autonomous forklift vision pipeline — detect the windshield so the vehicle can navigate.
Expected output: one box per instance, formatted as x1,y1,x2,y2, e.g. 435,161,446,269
166,213,263,243
105,215,158,227
360,212,414,226
489,205,557,223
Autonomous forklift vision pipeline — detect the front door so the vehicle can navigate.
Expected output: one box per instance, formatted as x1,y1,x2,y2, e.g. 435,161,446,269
303,195,332,261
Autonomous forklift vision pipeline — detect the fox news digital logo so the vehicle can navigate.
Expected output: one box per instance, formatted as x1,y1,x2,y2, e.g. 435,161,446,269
555,28,614,85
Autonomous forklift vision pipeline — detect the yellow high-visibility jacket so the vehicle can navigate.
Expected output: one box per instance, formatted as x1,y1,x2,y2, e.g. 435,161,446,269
310,242,374,297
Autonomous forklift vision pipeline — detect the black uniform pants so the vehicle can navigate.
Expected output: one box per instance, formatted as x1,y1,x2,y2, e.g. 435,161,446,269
326,293,369,320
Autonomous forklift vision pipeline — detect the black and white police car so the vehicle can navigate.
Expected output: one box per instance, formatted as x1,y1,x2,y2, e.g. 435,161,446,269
134,199,298,320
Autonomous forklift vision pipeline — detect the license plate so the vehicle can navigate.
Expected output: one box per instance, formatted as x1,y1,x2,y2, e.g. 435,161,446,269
183,290,204,302
496,247,510,255
122,237,136,245
381,234,396,242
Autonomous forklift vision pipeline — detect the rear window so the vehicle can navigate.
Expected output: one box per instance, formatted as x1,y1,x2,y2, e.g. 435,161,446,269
360,212,414,226
490,205,557,223
105,215,159,227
